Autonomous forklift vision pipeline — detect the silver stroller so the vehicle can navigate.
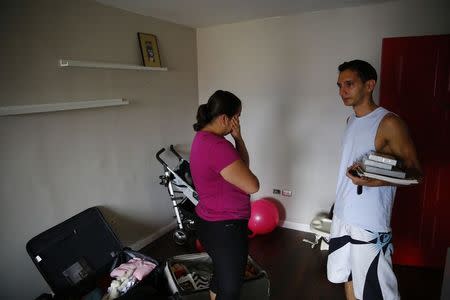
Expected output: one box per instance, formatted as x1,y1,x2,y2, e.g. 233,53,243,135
156,145,198,245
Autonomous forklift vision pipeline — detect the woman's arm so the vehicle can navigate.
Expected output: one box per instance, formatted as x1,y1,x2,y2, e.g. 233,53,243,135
219,115,258,193
230,116,250,166
220,160,259,194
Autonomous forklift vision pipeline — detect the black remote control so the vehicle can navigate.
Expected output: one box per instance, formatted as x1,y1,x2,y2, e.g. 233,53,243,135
349,169,363,195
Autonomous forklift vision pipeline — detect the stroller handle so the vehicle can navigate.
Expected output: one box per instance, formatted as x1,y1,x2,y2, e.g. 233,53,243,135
156,148,168,167
169,145,184,161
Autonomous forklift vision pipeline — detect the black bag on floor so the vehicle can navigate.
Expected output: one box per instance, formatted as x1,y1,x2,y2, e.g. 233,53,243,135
26,206,164,300
164,253,270,300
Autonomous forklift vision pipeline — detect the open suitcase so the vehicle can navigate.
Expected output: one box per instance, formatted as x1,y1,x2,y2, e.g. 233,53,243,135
26,207,164,300
164,253,270,300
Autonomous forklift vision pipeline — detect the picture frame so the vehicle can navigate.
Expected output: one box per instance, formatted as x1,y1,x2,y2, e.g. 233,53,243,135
137,32,162,68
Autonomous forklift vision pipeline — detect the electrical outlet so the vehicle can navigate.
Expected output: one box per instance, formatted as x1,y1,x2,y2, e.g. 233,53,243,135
282,189,292,197
273,189,281,195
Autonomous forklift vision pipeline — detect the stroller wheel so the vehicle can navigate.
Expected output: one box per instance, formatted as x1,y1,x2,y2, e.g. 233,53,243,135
173,229,188,245
184,218,196,231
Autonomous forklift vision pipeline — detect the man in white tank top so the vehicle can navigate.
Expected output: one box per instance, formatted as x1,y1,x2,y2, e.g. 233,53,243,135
327,60,422,300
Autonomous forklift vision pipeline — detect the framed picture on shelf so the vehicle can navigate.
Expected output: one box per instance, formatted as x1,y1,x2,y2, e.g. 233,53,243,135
137,32,162,68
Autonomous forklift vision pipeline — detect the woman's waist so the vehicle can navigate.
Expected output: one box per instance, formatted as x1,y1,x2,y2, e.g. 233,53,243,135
195,201,250,221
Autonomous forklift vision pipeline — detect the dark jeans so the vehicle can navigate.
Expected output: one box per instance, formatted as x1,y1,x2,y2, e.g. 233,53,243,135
197,217,249,300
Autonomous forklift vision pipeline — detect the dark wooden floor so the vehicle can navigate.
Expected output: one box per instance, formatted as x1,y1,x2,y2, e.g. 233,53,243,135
141,227,444,299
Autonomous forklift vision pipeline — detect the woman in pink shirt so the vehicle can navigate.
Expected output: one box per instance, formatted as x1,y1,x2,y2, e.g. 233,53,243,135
190,90,259,300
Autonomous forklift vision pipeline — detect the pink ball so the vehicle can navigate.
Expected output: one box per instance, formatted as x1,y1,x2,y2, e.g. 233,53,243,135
248,199,280,238
195,239,205,252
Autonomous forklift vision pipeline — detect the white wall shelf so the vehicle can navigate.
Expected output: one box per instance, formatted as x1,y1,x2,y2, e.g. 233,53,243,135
0,99,129,116
59,59,168,71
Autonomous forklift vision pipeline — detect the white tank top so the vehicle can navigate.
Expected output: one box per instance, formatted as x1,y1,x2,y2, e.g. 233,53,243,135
334,107,396,232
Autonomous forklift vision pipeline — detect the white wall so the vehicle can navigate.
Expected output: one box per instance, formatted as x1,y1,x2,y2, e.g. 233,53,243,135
197,0,450,226
0,0,198,298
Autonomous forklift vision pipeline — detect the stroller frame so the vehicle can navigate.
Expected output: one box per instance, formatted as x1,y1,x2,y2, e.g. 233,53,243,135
156,145,198,245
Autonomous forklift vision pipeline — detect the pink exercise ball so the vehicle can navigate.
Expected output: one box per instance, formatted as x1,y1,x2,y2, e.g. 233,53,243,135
248,198,280,238
195,239,205,252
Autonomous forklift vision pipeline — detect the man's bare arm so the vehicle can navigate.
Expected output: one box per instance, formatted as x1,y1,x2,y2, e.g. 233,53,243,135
347,114,422,187
378,114,422,178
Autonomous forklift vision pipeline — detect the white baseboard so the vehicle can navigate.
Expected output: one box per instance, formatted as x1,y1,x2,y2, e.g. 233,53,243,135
278,220,312,233
128,219,312,251
128,220,177,251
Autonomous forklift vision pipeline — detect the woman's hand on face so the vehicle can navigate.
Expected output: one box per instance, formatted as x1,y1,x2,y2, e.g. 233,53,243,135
230,116,242,140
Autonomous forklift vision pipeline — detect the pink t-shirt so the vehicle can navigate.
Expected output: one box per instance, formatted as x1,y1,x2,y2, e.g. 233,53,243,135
190,131,251,221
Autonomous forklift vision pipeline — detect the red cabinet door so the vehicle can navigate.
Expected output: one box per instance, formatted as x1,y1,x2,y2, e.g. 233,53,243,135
380,34,450,268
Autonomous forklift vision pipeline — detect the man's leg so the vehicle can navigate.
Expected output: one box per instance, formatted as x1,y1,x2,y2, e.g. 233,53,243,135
327,216,353,298
209,290,216,300
345,281,357,300
350,230,400,300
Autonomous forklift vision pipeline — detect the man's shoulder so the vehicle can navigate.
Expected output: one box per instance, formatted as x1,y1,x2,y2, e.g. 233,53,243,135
380,112,404,127
378,111,409,140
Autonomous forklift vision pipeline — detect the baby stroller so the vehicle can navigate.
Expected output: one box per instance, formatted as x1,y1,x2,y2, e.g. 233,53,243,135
156,145,198,245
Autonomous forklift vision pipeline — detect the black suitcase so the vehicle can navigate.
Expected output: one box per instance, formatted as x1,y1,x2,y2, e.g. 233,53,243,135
26,206,164,300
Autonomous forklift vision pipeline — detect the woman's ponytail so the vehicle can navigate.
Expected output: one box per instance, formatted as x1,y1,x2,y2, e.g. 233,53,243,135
193,104,210,131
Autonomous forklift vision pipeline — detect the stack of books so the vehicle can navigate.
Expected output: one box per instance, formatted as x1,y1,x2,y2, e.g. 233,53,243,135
355,152,418,185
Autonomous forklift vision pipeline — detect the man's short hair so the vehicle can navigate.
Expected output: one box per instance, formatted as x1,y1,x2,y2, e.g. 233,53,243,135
338,60,377,83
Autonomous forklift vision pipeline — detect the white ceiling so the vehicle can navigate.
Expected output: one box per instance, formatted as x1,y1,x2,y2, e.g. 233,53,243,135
95,0,393,28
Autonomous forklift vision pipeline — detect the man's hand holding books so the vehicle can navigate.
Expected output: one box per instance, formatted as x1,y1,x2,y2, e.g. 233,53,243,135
349,152,420,186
